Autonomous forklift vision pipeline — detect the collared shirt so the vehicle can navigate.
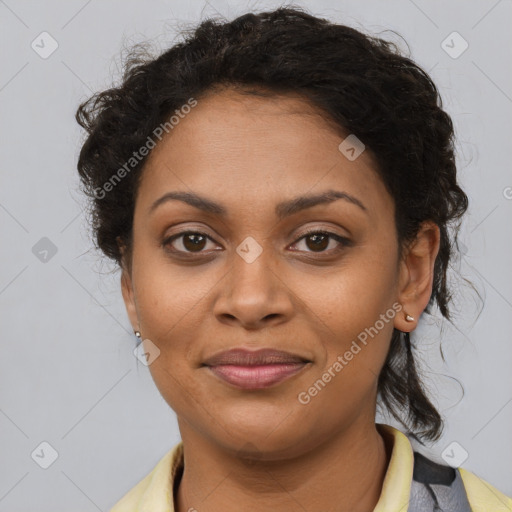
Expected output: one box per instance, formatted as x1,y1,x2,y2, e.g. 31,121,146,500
110,424,512,511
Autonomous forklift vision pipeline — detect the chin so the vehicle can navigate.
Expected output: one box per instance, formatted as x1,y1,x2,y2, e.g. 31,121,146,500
224,432,316,462
214,413,313,456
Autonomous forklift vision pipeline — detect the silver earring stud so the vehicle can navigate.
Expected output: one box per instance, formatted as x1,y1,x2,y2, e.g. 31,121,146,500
405,314,415,322
134,330,141,338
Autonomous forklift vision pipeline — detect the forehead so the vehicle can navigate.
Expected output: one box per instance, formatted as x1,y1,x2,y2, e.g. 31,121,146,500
136,89,392,220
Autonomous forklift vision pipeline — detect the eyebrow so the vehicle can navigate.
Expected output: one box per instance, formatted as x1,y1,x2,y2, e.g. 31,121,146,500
148,189,367,219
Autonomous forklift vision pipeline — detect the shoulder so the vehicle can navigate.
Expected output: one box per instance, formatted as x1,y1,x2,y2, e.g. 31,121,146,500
458,466,512,512
411,450,512,512
109,442,183,512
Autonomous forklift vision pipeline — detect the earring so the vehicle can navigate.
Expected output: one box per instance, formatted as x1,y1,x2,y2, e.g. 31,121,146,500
404,313,415,322
134,330,141,339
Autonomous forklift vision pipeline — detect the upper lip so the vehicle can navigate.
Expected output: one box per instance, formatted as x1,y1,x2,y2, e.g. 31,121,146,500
202,348,311,367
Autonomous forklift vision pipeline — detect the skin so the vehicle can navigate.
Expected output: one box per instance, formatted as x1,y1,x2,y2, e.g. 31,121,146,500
120,88,440,512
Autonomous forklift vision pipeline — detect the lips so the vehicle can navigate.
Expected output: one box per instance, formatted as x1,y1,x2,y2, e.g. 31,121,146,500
202,348,310,366
202,348,311,390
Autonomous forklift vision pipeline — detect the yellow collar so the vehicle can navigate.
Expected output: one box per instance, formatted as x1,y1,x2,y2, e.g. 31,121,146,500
109,423,511,512
373,424,413,511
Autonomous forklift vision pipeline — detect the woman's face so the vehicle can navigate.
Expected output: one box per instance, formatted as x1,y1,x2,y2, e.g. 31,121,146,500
121,89,413,459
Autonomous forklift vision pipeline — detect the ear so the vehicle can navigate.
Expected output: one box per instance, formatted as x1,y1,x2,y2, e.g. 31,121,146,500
394,221,440,332
121,269,139,333
118,239,139,333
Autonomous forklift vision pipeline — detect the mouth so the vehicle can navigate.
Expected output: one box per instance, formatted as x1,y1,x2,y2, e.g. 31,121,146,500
201,348,312,390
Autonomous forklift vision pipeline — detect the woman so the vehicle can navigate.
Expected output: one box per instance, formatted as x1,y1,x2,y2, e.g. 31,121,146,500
75,6,511,512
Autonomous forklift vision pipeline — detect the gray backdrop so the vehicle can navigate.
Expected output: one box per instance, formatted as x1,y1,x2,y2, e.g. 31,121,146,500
1,0,511,510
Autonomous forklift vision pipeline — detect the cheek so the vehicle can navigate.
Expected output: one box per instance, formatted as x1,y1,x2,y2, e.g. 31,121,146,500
299,246,398,333
131,250,223,408
302,248,399,381
292,274,398,427
133,247,214,342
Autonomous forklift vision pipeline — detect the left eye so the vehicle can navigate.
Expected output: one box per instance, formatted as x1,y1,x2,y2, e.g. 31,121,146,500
163,230,349,255
290,231,350,253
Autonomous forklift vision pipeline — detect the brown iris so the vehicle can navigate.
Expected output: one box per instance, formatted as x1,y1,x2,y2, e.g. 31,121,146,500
183,233,207,252
304,233,329,252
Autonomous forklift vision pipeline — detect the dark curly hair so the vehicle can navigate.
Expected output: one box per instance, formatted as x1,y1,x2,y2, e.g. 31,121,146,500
75,6,468,442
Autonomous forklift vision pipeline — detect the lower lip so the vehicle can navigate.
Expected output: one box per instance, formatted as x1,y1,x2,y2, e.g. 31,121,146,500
206,363,308,389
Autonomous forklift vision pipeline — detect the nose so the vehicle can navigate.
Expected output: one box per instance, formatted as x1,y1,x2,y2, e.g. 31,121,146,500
213,245,294,330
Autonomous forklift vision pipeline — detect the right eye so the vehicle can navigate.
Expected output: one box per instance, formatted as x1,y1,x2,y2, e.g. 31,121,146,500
162,231,222,255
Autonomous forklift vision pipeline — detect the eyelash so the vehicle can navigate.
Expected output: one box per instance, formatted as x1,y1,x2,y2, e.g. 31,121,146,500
162,228,351,258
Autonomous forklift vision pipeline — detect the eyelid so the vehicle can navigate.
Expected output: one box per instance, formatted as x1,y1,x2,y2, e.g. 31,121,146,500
162,230,219,252
289,228,352,252
294,226,350,241
162,226,351,255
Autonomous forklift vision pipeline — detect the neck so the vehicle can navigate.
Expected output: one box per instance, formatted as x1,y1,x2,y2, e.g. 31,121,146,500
175,418,391,512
